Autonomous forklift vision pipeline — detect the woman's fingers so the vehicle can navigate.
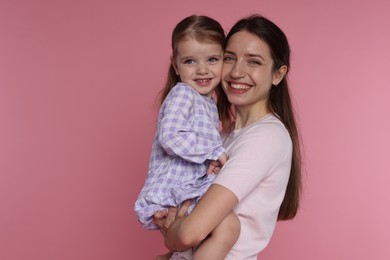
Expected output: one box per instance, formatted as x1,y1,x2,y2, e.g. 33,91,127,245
177,199,191,218
153,199,192,232
164,206,178,228
154,209,168,219
153,209,168,229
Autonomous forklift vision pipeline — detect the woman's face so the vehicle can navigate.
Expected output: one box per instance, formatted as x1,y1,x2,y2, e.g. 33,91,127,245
222,30,283,110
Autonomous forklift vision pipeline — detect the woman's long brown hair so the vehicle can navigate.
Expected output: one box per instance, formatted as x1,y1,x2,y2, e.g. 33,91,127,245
217,15,302,220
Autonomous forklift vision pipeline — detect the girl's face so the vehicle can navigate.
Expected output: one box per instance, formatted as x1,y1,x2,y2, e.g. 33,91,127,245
172,37,223,98
222,31,286,111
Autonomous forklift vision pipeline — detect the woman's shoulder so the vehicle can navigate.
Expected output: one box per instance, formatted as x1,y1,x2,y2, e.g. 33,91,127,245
245,114,288,136
231,114,291,150
224,114,292,167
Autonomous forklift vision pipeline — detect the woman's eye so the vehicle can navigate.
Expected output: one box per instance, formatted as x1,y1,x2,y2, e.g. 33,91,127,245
249,59,261,65
223,56,235,62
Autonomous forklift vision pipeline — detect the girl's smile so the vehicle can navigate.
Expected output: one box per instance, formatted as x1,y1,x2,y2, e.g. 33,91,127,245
172,37,223,98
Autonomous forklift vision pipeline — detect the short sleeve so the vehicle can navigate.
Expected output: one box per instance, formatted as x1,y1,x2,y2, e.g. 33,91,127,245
214,122,292,201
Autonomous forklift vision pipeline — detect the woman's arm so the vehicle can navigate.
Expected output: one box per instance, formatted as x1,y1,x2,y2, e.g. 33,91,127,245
164,183,238,251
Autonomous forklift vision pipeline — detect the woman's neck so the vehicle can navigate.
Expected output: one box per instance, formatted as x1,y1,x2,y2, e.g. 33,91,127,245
234,102,270,129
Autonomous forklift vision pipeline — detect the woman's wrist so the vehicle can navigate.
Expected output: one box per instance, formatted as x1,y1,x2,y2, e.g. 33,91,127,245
165,217,193,252
165,218,181,251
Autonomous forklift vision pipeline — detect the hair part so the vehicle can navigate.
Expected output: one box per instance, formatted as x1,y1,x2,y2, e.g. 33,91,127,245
217,14,302,220
160,15,225,104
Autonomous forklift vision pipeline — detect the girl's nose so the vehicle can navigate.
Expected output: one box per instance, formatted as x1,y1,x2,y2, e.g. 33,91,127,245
196,63,208,74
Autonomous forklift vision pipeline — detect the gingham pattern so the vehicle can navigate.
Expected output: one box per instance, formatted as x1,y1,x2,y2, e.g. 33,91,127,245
134,83,225,230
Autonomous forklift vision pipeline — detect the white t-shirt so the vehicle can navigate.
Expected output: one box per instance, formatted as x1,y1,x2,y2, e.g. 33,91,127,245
213,113,292,260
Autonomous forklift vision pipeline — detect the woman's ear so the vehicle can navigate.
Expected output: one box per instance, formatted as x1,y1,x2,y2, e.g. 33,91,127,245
272,65,288,86
171,56,179,76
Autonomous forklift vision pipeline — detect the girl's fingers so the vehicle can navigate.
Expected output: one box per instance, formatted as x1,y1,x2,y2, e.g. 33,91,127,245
213,167,221,174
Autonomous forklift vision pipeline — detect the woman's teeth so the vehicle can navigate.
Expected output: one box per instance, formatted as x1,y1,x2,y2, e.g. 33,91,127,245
231,84,250,90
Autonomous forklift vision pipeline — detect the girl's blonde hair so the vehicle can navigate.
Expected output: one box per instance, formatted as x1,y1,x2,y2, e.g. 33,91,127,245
160,15,225,104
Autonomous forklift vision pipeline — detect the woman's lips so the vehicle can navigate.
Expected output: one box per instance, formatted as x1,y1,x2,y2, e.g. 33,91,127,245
228,83,252,93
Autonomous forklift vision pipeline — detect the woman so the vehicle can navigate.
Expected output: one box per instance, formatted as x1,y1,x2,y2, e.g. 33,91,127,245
154,14,302,259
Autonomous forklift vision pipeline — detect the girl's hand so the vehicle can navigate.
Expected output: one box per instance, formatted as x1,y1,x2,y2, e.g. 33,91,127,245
207,152,228,174
218,152,228,166
207,160,221,174
153,200,192,237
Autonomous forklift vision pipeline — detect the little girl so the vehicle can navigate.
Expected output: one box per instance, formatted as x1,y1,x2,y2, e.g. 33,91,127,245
134,15,240,259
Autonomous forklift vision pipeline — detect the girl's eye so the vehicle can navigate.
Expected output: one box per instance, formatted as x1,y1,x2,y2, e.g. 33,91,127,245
208,57,219,63
184,59,195,64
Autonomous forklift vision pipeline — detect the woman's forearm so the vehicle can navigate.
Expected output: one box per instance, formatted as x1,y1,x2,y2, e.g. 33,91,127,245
165,217,204,251
165,184,238,251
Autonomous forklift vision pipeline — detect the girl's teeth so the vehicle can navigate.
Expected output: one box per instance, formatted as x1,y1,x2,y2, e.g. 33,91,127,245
197,79,209,82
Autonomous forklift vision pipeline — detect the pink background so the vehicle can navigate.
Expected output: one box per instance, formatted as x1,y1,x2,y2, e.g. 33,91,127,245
1,0,389,259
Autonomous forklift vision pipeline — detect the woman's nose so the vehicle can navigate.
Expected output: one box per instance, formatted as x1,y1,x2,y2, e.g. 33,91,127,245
230,61,245,78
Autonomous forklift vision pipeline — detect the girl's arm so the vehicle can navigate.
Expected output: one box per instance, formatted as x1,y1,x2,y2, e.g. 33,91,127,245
158,85,224,163
163,183,238,251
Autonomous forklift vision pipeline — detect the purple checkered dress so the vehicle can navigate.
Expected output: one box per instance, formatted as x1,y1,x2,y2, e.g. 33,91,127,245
134,83,225,230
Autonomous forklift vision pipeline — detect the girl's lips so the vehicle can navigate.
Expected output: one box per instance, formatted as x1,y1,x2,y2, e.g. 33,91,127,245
195,78,211,83
195,78,212,87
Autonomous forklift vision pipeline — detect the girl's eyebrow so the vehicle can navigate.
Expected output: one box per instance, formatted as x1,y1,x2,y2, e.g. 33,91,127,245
207,54,223,59
179,56,193,60
179,54,222,60
178,56,196,62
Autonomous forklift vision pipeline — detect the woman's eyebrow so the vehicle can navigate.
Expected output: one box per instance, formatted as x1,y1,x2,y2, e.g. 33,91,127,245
223,50,235,55
224,50,266,61
247,53,265,61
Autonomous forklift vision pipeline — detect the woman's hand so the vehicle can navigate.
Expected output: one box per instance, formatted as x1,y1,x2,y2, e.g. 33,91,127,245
153,200,192,237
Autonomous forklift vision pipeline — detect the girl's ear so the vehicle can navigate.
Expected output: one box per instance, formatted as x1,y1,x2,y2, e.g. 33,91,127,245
272,65,288,86
171,56,179,75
